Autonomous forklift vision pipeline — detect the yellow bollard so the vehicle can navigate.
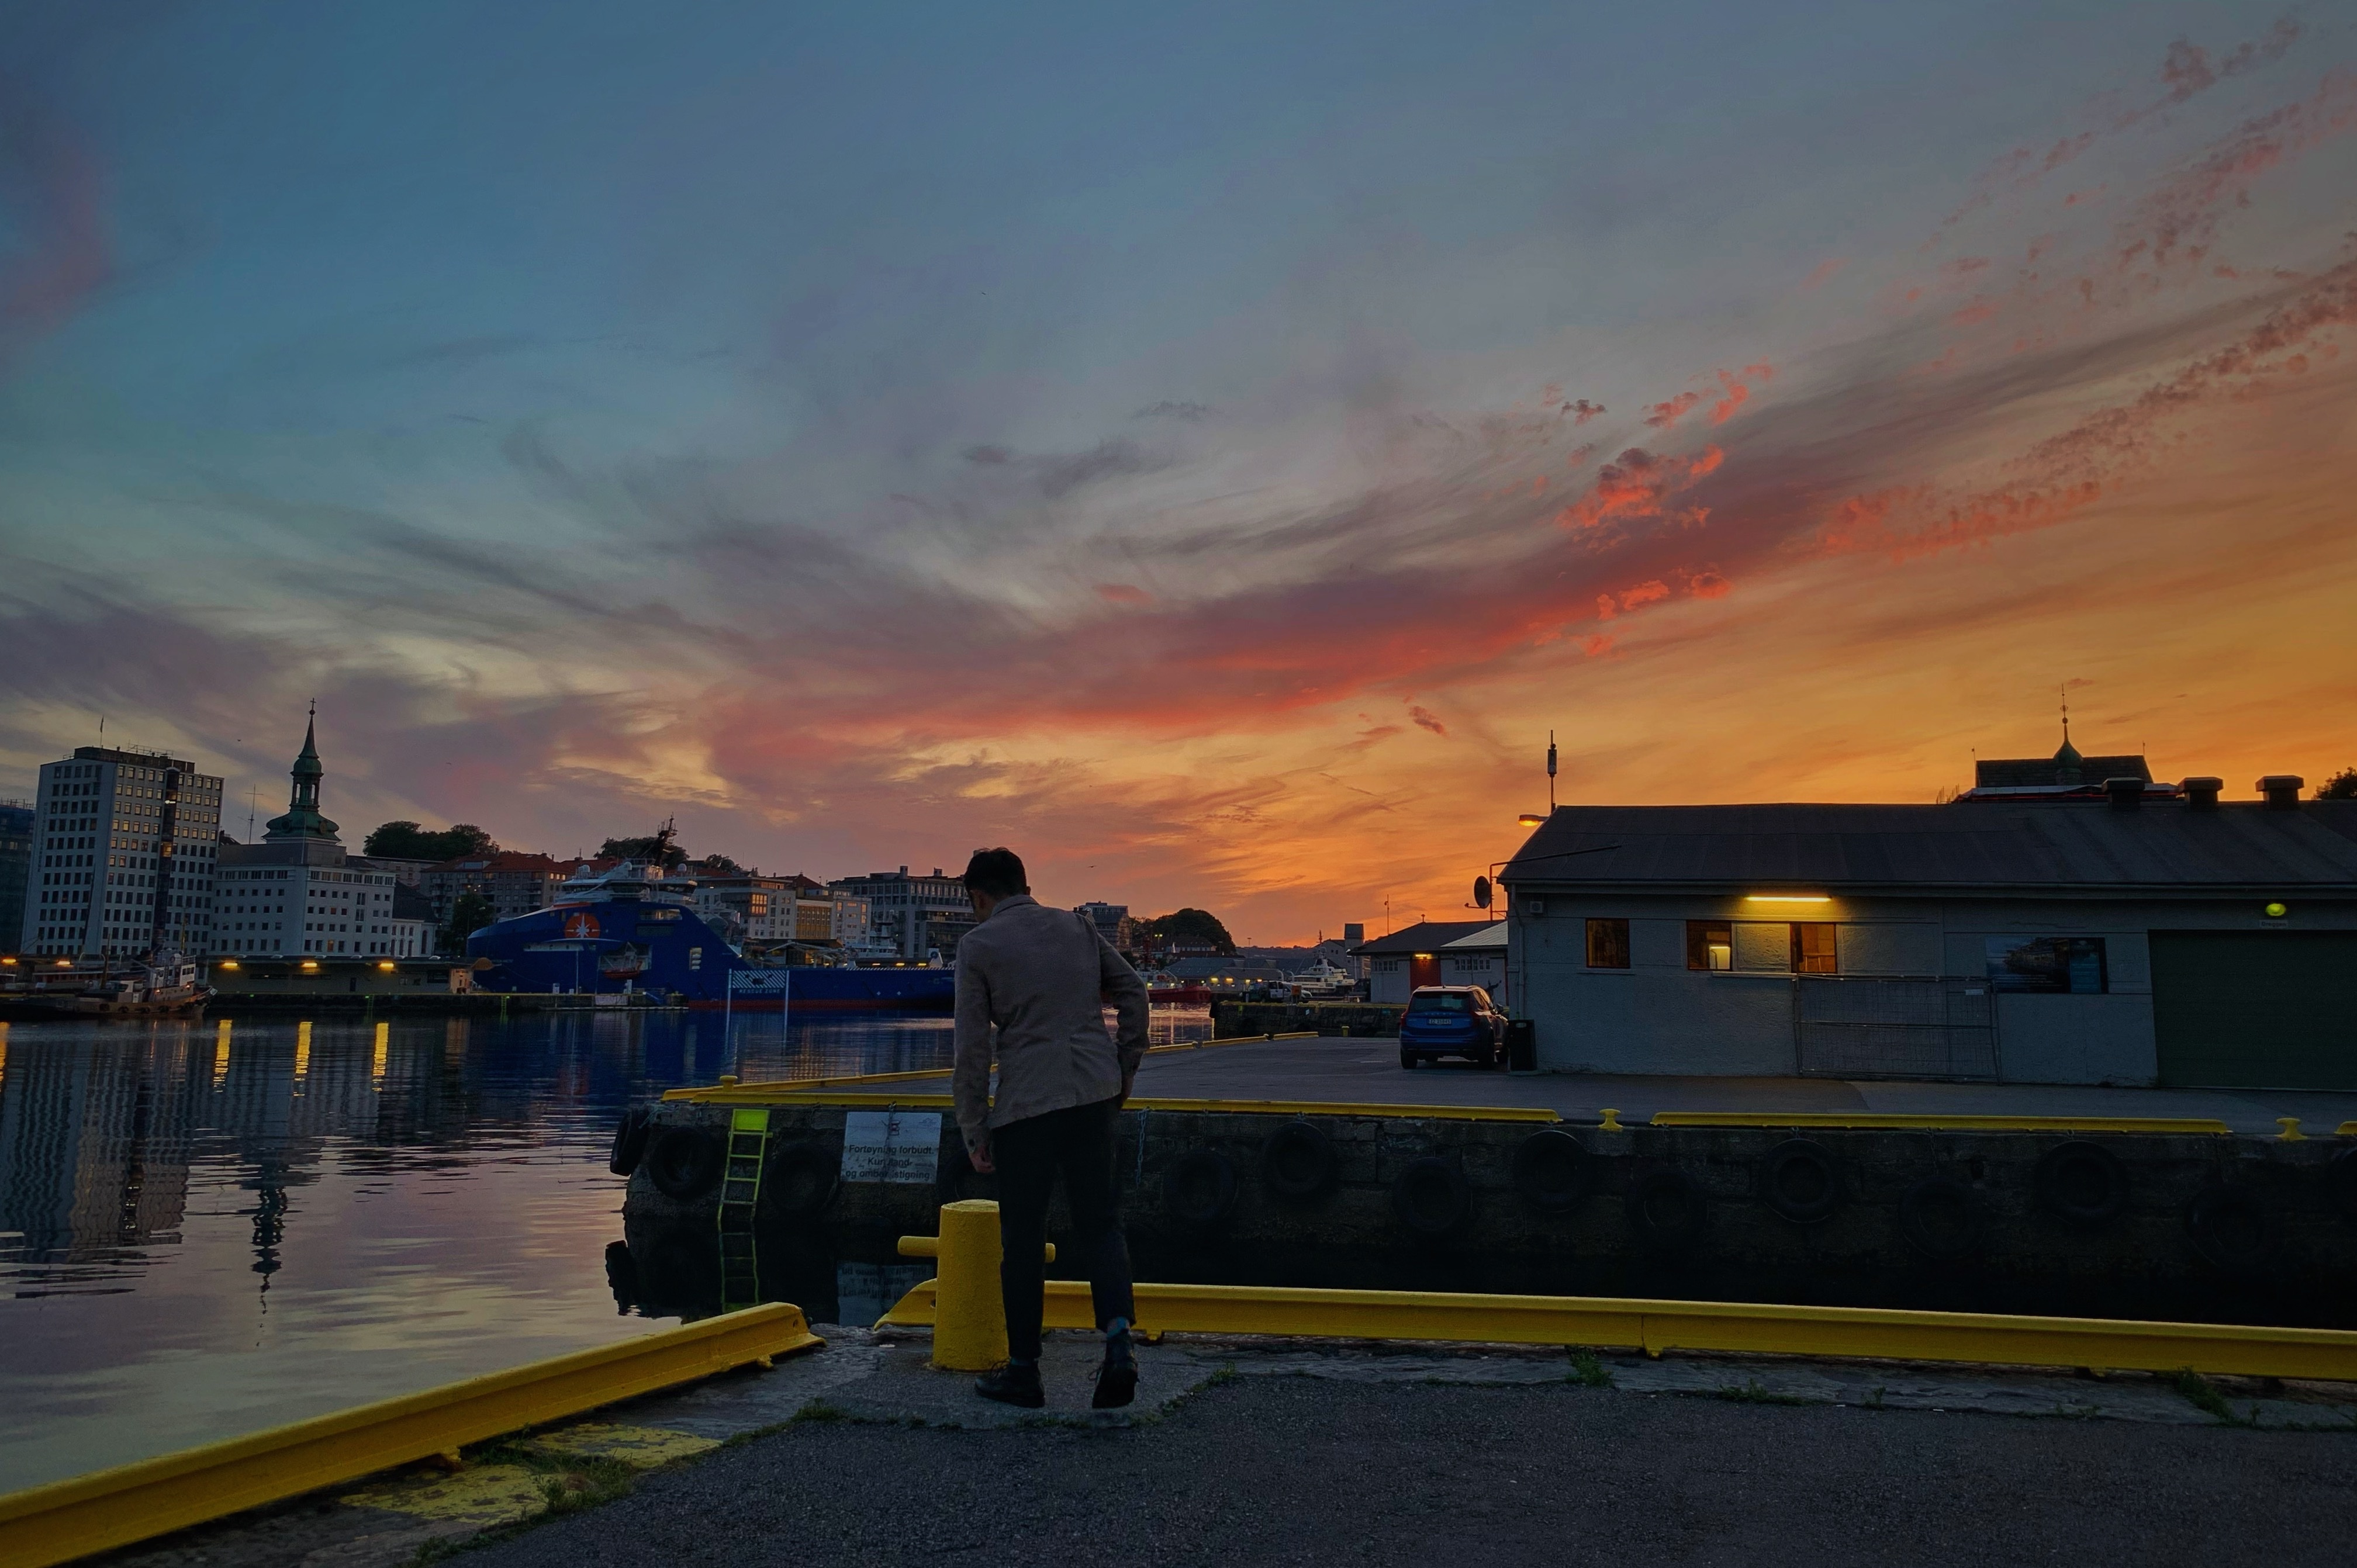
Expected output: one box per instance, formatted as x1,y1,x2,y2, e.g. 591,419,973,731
906,1201,1059,1372
1598,1107,1623,1130
2277,1117,2306,1142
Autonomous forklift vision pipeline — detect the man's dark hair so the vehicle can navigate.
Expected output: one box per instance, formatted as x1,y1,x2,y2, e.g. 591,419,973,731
961,847,1029,899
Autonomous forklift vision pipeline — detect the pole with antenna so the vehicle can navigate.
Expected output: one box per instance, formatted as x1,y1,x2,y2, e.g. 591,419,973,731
1547,730,1558,812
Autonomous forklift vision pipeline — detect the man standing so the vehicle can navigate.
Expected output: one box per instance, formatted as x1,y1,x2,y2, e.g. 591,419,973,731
951,846,1150,1409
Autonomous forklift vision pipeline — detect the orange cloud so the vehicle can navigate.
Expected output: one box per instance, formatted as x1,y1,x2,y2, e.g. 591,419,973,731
1643,391,1704,429
1095,583,1153,604
1800,258,1847,289
1409,704,1448,736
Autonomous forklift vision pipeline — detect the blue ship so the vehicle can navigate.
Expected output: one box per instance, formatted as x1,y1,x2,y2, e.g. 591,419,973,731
464,860,953,1010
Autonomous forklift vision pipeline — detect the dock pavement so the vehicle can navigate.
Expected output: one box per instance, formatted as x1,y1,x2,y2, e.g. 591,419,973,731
96,1322,2357,1568
842,1036,2357,1137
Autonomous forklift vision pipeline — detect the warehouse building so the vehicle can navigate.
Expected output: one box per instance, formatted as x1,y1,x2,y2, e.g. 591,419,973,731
1501,771,2357,1089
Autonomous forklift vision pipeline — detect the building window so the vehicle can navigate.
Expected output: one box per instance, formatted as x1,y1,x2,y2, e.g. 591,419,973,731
1791,923,1838,974
1985,936,2107,994
1686,920,1732,972
1585,918,1630,968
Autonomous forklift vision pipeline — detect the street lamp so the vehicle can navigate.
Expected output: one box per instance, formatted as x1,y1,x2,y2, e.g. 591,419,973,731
1516,814,1546,828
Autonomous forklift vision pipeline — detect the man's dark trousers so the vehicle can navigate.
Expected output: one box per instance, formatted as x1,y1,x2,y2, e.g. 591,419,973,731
992,1095,1135,1362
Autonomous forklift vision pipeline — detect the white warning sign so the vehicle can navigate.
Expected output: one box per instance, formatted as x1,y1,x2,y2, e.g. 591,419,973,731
839,1110,942,1184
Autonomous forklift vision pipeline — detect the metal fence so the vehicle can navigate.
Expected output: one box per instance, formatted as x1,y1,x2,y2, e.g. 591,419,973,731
1794,975,1997,1079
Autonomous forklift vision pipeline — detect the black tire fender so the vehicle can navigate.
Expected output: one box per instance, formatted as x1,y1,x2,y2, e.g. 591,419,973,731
1627,1168,1707,1251
2034,1140,2130,1227
1392,1157,1471,1238
1758,1138,1843,1225
644,1125,725,1202
609,1107,654,1177
1511,1129,1590,1214
1898,1176,1983,1261
1163,1148,1239,1228
1262,1120,1339,1203
2185,1185,2277,1273
762,1139,841,1220
2327,1147,2357,1226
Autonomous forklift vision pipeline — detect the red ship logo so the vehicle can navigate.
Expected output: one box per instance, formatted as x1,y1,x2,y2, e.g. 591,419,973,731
563,911,602,940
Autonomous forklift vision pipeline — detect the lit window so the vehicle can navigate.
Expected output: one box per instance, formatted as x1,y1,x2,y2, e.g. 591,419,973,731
1791,923,1838,974
1686,921,1732,972
1585,918,1630,969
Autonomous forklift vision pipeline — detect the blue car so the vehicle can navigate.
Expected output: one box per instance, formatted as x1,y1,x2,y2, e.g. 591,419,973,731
1398,985,1508,1069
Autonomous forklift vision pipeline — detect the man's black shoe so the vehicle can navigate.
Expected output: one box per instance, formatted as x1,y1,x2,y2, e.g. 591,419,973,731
1092,1337,1138,1410
975,1362,1045,1408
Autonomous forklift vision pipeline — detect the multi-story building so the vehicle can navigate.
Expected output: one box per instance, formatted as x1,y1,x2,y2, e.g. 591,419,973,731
416,850,570,927
390,884,437,958
1075,901,1127,945
693,874,800,943
20,746,224,959
215,713,407,959
827,866,976,960
829,892,872,949
0,801,32,953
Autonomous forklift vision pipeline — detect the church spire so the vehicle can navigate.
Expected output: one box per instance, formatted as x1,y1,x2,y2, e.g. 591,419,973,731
263,702,341,843
2052,684,2082,784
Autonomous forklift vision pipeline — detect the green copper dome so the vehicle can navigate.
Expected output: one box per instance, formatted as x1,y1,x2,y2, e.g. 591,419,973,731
264,709,341,842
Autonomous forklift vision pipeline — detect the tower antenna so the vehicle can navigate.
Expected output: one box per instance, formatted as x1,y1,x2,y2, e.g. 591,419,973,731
2060,684,2070,747
1546,730,1558,812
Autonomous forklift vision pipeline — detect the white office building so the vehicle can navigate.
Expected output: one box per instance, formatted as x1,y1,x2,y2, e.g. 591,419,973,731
21,746,224,959
215,712,409,958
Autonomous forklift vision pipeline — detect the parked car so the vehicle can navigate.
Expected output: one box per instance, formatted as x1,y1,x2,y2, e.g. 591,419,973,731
1398,985,1508,1069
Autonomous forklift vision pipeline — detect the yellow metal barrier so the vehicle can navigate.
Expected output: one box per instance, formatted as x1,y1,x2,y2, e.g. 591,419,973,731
0,1306,823,1568
876,1276,2357,1382
1649,1112,2234,1135
663,1084,1557,1122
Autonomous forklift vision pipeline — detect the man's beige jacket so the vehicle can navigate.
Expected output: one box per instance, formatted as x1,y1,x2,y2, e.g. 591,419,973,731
952,894,1150,1152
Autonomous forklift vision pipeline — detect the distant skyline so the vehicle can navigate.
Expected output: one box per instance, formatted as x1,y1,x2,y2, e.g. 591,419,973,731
2,3,2353,943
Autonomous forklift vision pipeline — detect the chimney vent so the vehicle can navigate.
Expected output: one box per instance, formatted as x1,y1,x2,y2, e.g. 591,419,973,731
2181,776,2223,811
2258,776,2304,811
2103,777,2142,811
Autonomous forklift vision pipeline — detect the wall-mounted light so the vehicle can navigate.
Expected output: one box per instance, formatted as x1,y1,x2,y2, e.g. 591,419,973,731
220,960,240,971
377,961,396,971
2263,901,2289,919
300,960,319,971
1744,895,1831,905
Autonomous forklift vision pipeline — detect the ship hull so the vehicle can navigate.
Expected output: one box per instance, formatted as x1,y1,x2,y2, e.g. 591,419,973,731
464,900,955,1009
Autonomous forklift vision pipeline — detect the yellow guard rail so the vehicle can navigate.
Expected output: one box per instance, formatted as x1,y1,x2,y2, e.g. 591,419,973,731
0,1304,822,1568
876,1275,2357,1382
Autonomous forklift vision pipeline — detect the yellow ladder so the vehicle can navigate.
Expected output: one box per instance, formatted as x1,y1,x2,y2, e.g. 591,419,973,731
716,1107,769,1313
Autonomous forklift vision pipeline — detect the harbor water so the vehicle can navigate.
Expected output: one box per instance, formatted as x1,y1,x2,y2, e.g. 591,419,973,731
0,1008,1212,1492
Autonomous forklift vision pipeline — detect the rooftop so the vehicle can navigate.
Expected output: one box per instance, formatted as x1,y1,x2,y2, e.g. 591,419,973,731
1350,919,1498,956
1504,797,2357,894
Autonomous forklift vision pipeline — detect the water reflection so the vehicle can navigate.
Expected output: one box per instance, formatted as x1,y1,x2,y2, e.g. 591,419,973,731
0,1007,1211,1491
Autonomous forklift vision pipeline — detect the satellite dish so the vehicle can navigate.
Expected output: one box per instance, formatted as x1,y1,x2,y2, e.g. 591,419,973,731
1473,876,1492,909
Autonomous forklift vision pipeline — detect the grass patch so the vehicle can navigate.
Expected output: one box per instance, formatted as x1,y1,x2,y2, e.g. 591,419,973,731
1204,1363,1239,1387
2171,1369,2256,1427
1713,1378,1815,1407
792,1399,848,1424
1567,1351,1613,1389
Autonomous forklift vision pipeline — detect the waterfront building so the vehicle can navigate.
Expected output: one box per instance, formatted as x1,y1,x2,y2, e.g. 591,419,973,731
0,800,31,953
416,850,571,927
827,866,975,960
389,885,436,958
20,746,224,959
1350,920,1498,1005
1502,773,2357,1089
215,714,406,959
1076,901,1127,944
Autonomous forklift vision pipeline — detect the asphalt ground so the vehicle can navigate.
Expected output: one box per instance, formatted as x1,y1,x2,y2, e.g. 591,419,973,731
853,1036,2357,1135
455,1375,2357,1568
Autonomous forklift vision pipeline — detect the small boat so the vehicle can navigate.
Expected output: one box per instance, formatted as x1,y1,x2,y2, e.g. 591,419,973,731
1292,957,1358,998
0,958,213,1022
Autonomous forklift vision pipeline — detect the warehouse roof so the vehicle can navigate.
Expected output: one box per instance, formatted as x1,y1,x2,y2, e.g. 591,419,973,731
1503,799,2357,893
1350,919,1496,956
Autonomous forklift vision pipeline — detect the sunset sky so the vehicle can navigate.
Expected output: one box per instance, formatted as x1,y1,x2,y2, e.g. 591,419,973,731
2,2,2352,943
